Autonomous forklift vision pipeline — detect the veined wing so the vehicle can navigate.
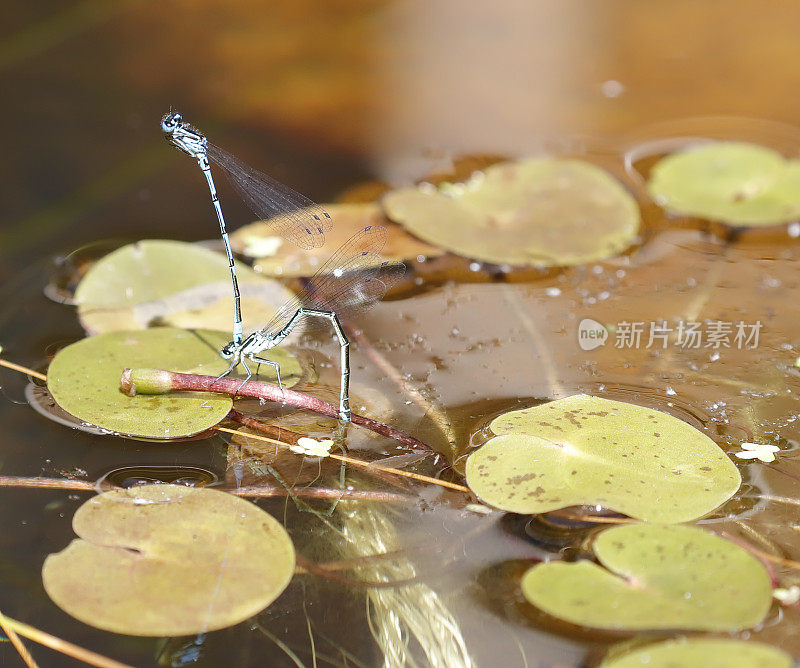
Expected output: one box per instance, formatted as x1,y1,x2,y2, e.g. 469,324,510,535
206,142,332,250
256,225,406,339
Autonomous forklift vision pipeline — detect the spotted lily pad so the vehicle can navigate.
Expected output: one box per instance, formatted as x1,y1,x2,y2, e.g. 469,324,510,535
42,484,295,636
230,202,441,277
382,158,640,267
465,394,740,523
648,142,800,226
47,328,301,439
600,638,792,668
522,524,772,631
74,239,296,335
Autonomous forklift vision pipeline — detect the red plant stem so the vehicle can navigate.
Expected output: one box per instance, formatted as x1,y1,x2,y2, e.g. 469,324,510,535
720,531,779,587
0,476,410,503
122,368,436,454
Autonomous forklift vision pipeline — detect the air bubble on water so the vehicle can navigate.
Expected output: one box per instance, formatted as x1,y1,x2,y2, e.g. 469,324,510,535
592,265,603,275
665,387,676,396
616,269,626,279
416,254,427,263
586,297,596,305
469,262,481,272
545,287,561,297
451,328,460,336
687,277,697,287
601,79,625,98
788,222,800,238
710,351,720,362
598,291,610,301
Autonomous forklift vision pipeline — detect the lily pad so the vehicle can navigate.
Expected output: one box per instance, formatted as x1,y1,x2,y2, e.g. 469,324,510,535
465,394,740,523
42,484,295,636
522,524,773,631
647,141,800,226
230,202,441,277
74,239,296,335
601,638,792,668
47,328,301,439
382,158,640,267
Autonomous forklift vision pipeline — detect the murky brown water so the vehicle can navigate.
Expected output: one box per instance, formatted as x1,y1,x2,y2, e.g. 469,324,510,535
4,3,800,667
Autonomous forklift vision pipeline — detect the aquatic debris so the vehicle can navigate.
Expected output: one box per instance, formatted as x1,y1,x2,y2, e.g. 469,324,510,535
289,437,335,457
735,442,781,463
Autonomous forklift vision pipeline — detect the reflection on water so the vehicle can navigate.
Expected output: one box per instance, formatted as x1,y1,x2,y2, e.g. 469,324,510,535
4,1,800,666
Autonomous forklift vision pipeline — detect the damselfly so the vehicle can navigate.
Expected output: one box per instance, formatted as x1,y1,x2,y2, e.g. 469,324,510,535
161,110,332,345
220,224,405,422
161,111,404,421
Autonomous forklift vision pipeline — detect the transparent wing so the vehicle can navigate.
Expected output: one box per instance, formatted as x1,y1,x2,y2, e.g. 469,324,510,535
206,142,332,250
257,225,406,338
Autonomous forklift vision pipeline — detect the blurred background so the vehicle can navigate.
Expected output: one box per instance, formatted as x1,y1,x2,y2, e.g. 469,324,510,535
3,3,800,665
5,0,800,273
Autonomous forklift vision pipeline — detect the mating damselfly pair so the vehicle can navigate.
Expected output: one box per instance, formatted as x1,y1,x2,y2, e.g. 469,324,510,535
161,111,405,422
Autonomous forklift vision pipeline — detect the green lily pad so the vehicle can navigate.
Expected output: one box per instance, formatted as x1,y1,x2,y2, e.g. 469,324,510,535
230,202,441,277
74,239,296,335
648,141,800,226
601,638,792,668
522,524,773,631
47,328,301,439
465,394,740,523
42,484,295,636
382,158,640,267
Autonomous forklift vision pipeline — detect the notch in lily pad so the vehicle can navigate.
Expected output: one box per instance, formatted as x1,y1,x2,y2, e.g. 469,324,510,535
42,484,295,636
522,524,773,632
465,394,741,523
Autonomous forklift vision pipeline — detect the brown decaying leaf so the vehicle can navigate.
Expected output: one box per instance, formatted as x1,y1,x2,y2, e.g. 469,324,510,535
230,202,442,277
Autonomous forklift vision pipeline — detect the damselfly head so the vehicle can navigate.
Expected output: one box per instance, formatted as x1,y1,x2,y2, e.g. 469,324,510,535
161,111,183,134
220,342,237,359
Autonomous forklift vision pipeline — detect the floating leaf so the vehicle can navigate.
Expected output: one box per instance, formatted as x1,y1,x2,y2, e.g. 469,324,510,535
25,383,110,436
42,484,295,636
465,394,740,523
47,328,301,439
647,141,800,226
601,638,792,668
230,202,441,277
382,158,640,267
74,239,296,335
522,524,772,631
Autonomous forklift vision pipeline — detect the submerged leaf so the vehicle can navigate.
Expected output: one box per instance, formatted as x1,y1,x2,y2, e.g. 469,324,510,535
522,524,772,631
465,394,740,523
647,141,800,226
382,158,640,266
74,239,296,335
600,638,792,668
42,484,295,636
230,202,441,277
47,328,301,439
